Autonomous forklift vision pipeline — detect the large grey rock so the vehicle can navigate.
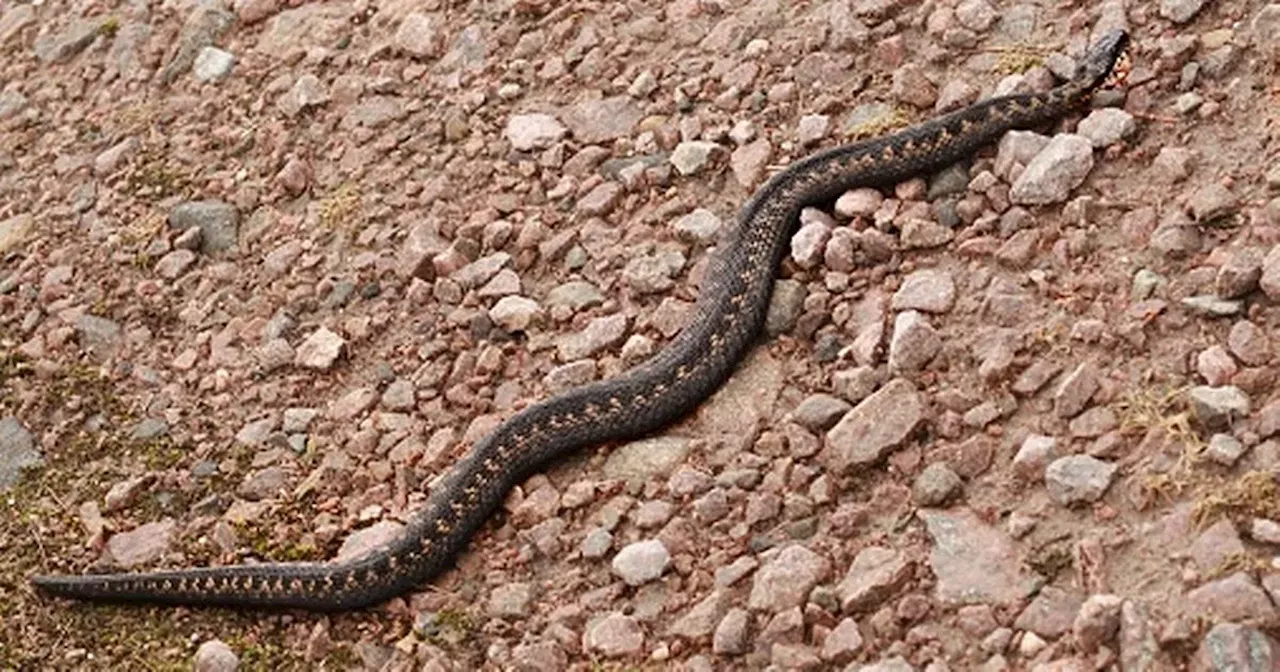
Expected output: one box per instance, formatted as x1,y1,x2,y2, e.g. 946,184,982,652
169,200,239,254
918,508,1038,605
0,417,41,489
824,379,925,474
1010,134,1095,205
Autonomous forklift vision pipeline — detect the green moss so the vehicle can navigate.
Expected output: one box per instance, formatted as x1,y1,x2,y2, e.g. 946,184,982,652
992,43,1047,74
415,607,475,648
99,16,121,38
317,184,363,230
844,105,911,141
125,151,192,201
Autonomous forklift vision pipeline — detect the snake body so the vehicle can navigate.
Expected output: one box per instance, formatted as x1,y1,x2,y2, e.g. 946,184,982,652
32,30,1130,611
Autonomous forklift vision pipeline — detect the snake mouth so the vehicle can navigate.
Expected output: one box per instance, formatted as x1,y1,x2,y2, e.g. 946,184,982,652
1103,45,1132,89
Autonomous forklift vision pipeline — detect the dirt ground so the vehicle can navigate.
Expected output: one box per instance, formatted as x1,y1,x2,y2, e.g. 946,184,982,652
2,0,1280,669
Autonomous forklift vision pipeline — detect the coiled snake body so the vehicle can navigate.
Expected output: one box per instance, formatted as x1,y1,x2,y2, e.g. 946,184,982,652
33,30,1130,611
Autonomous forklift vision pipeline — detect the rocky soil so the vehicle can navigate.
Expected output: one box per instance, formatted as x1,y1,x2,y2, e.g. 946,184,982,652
2,0,1280,669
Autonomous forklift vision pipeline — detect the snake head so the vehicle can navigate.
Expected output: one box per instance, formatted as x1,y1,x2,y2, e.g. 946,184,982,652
1073,29,1132,91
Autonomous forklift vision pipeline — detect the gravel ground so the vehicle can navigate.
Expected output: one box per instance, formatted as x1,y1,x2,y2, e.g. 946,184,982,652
2,0,1280,669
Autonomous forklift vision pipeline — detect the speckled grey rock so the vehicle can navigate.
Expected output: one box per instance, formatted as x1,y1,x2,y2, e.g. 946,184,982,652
0,416,41,490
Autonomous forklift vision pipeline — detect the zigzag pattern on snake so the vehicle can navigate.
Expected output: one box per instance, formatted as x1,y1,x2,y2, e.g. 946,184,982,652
32,30,1131,611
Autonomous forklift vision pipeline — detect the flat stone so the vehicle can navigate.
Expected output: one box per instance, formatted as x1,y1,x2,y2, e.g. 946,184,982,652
912,462,962,506
1118,600,1163,672
576,181,623,216
0,214,32,254
335,520,404,563
1188,385,1251,430
557,313,628,361
130,418,170,441
918,508,1038,605
394,12,442,58
1262,244,1280,301
891,269,956,313
766,279,805,336
1207,433,1247,466
169,201,238,254
791,394,852,432
1076,108,1136,148
622,250,685,295
821,617,864,664
713,608,751,655
731,138,773,188
237,465,289,501
295,327,346,369
561,96,644,144
1149,146,1196,183
1073,594,1123,653
673,209,723,245
837,546,912,613
505,113,567,151
1010,134,1095,205
1193,623,1280,671
891,63,937,108
671,141,722,176
34,17,107,63
278,74,330,116
1181,295,1243,317
771,643,821,669
1228,320,1271,366
749,545,831,612
583,612,644,657
825,378,925,474
511,642,566,671
194,639,239,672
107,519,176,568
1014,586,1085,639
487,582,534,619
156,249,198,279
0,5,35,48
545,281,604,312
1045,455,1116,506
158,2,234,83
0,416,42,490
1054,361,1099,418
790,221,831,269
994,130,1051,182
489,296,541,332
1161,0,1209,23
699,349,783,434
669,590,731,640
340,96,406,131
193,46,235,82
603,437,691,481
1190,519,1246,573
1198,345,1239,387
76,314,123,361
899,218,955,249
1188,183,1239,223
835,188,884,218
796,114,831,145
854,655,916,672
1186,572,1278,623
1013,434,1057,480
94,137,141,177
581,528,613,558
611,539,670,586
888,310,941,372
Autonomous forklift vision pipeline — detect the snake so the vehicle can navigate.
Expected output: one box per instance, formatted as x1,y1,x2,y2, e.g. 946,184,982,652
32,30,1131,611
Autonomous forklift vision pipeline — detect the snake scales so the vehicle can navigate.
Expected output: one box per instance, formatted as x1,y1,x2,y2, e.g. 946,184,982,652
32,30,1131,611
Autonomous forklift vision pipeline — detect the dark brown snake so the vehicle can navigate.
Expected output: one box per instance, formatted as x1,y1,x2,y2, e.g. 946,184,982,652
32,30,1131,612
